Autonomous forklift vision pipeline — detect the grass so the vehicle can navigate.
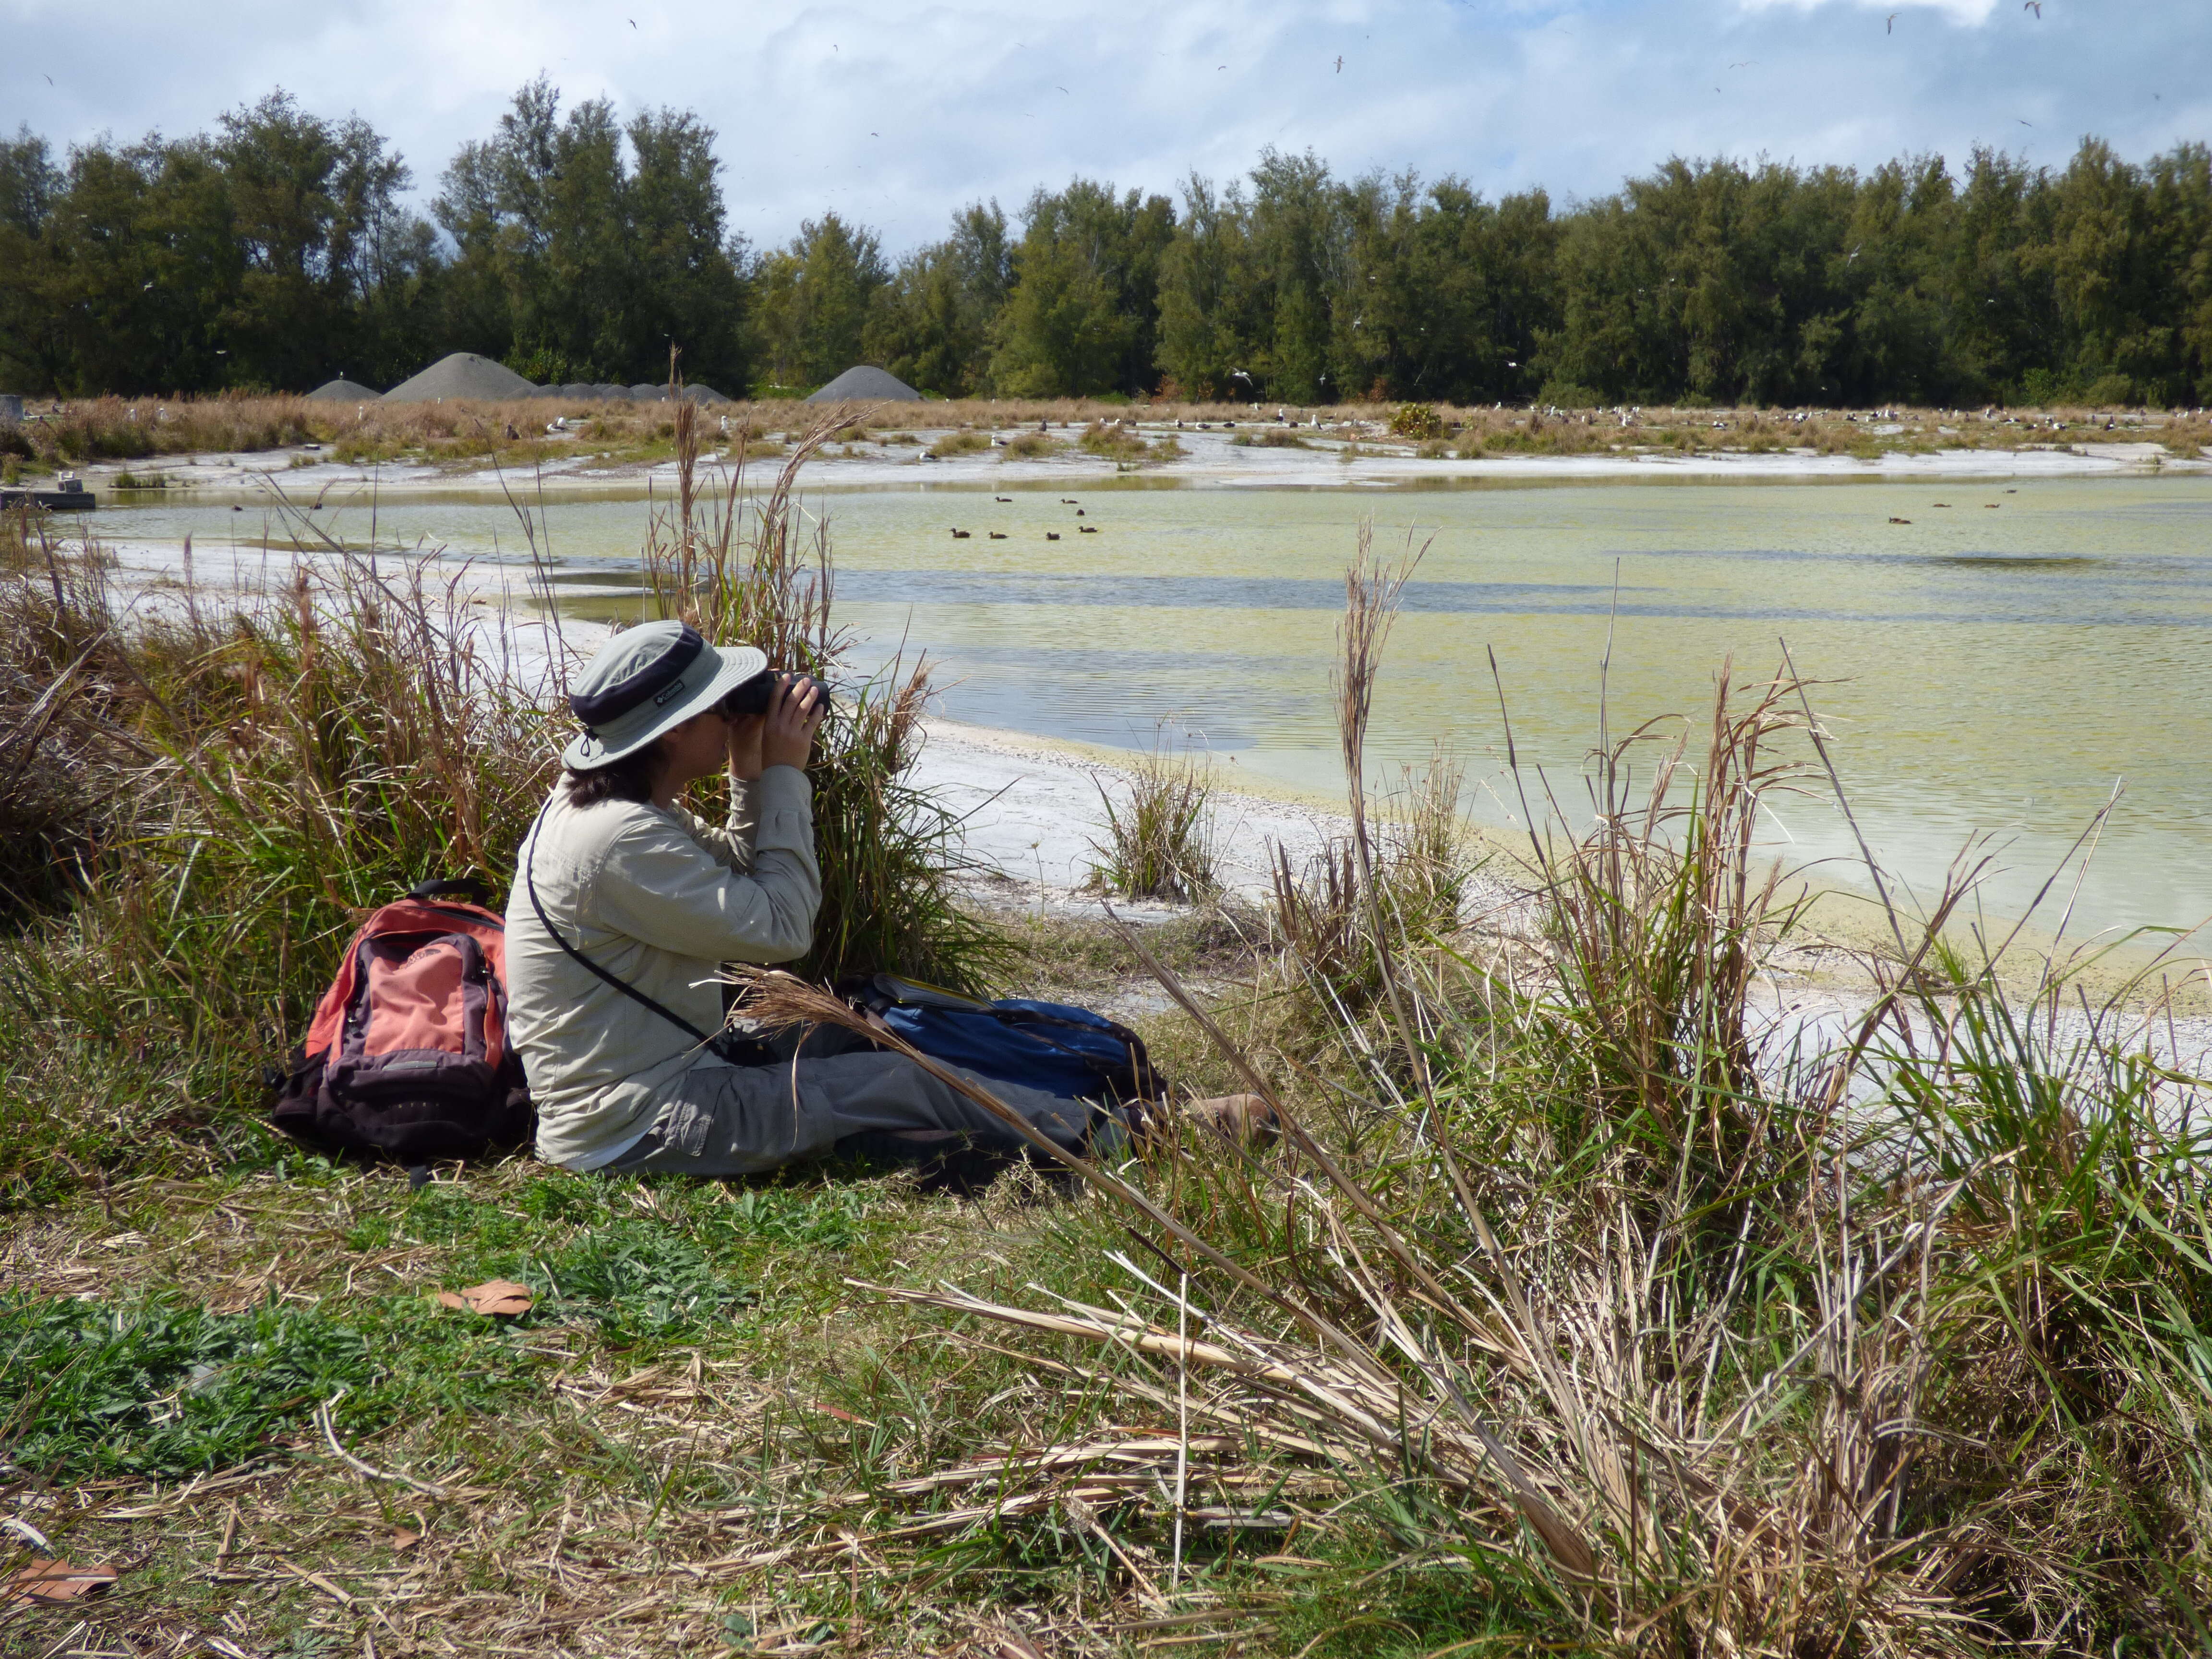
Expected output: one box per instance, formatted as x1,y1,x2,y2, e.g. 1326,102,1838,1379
1084,727,1219,903
4,480,2210,1653
1076,421,1185,465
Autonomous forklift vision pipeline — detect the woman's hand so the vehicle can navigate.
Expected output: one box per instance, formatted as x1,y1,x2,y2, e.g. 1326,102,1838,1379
759,673,826,771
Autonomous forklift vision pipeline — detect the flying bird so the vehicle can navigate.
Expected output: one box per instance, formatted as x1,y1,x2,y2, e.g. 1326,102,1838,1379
1335,55,1343,72
1057,85,1069,93
1728,60,1757,69
628,16,636,25
2023,1,2041,14
1886,12,1899,31
2019,118,2033,126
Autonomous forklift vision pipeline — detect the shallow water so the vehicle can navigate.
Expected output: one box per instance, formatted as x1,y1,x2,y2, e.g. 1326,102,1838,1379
88,472,2212,940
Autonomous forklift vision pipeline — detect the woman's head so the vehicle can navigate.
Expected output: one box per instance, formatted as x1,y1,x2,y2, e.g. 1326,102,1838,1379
560,621,765,774
562,705,734,808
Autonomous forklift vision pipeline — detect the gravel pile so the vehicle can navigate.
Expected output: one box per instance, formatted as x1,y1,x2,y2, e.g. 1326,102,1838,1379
381,353,538,404
805,365,921,403
305,378,383,402
372,356,736,406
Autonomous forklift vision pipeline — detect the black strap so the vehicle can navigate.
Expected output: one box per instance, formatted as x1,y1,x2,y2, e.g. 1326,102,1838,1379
523,806,770,1063
410,874,493,907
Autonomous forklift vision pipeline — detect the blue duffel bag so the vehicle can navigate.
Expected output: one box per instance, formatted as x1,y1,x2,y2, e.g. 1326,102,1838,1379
843,974,1171,1109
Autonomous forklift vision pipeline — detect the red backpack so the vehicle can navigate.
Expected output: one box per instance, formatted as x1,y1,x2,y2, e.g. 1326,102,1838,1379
269,879,533,1162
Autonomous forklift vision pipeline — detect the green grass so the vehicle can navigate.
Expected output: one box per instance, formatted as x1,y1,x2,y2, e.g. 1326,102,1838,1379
1084,727,1220,903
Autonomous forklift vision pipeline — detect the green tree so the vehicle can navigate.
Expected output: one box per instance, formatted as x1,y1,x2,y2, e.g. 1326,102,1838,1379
753,213,887,388
992,180,1173,396
0,127,65,392
863,202,1009,396
624,108,749,391
434,79,748,388
1155,174,1262,399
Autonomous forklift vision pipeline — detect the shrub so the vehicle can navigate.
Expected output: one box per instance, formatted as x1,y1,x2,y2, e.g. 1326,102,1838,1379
1386,402,1444,440
1077,422,1182,464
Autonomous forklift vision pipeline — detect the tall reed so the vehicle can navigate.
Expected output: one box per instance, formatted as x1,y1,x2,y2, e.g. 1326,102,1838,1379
636,392,1005,992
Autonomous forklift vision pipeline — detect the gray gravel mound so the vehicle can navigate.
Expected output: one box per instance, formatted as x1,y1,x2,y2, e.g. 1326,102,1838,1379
683,385,732,405
382,352,539,404
805,364,921,403
306,378,383,402
629,383,670,401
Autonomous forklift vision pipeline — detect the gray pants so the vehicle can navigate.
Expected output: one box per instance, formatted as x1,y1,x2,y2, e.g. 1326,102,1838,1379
605,1022,1113,1176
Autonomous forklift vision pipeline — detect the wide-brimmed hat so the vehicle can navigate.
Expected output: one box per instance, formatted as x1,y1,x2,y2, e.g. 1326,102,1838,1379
562,621,767,770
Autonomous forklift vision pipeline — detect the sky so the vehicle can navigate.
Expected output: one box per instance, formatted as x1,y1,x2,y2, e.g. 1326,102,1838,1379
2,0,2204,254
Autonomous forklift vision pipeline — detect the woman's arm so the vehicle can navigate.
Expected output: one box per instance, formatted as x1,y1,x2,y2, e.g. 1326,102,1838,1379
596,769,820,962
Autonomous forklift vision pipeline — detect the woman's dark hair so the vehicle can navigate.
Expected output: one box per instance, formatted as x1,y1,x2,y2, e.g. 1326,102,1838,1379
562,741,663,807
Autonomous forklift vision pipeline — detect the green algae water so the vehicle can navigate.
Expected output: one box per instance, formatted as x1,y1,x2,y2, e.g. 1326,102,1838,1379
93,472,2212,939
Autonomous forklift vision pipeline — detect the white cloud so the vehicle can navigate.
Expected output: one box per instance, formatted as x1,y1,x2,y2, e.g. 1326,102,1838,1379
0,0,2195,252
1734,0,2003,22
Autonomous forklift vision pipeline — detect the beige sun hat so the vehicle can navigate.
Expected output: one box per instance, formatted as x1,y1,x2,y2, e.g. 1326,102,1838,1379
562,621,767,770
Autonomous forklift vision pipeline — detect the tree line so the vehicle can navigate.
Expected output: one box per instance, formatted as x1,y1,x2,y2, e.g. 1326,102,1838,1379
4,80,2208,408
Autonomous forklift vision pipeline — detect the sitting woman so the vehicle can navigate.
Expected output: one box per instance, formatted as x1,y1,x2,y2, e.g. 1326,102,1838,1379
506,622,1238,1178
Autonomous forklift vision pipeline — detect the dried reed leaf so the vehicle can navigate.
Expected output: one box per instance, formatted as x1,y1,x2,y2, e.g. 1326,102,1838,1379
3,1558,118,1607
435,1279,533,1316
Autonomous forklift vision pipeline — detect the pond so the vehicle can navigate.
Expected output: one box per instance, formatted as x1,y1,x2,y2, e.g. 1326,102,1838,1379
86,470,2212,942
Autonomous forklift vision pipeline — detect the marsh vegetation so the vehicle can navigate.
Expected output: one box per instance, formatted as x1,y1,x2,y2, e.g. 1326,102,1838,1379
3,458,2209,1654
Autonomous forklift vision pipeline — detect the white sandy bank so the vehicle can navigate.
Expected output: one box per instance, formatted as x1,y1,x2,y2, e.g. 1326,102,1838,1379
66,421,2212,501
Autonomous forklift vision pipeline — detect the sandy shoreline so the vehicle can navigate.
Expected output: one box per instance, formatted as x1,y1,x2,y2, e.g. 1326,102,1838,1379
60,421,2212,503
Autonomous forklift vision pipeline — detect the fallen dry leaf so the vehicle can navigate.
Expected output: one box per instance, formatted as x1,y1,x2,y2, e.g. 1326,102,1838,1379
434,1279,533,1316
391,1528,420,1551
4,1558,119,1607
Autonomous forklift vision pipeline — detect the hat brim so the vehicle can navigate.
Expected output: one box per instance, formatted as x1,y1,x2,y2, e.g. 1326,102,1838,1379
561,641,769,770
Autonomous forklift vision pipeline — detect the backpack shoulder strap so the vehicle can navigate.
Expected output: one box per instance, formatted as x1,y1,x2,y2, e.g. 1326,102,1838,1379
523,806,715,1047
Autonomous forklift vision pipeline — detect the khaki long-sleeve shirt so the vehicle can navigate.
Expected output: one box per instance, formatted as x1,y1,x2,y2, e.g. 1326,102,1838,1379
504,766,820,1169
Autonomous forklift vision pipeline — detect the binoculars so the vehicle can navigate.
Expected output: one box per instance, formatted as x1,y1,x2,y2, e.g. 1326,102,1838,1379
718,671,831,721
